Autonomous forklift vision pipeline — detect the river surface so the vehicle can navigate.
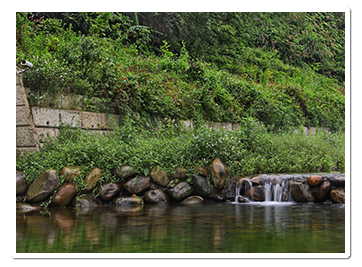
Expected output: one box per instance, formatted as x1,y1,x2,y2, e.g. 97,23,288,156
16,202,345,254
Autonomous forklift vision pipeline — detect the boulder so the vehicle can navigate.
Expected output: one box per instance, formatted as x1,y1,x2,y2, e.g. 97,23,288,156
210,158,229,189
332,177,345,187
26,169,59,203
150,165,170,187
16,171,29,195
170,167,188,181
75,195,98,209
84,167,102,193
123,176,150,195
180,196,204,205
223,179,237,201
289,181,315,203
237,196,251,203
307,175,323,188
167,181,193,201
113,165,136,181
330,189,345,204
97,182,122,202
210,193,225,202
247,185,265,201
250,175,262,185
314,181,332,202
60,166,81,182
191,174,218,199
113,196,144,206
143,189,169,204
193,165,209,178
52,183,77,207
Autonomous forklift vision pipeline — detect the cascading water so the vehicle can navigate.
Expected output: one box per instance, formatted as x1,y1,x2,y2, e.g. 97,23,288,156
264,181,292,202
235,179,293,204
234,179,254,203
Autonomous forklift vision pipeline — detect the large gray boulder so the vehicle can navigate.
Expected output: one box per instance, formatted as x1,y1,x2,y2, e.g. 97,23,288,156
167,181,193,201
191,174,218,199
143,189,169,204
123,176,150,195
330,189,345,204
113,165,136,181
150,166,170,187
210,158,229,190
180,196,204,205
26,169,59,203
84,167,102,193
289,181,315,202
16,171,29,195
96,182,122,202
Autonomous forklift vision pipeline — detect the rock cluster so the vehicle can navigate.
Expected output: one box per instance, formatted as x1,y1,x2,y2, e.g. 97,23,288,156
16,158,346,211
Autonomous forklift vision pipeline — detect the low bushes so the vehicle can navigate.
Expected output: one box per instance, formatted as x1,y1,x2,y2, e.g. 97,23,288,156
16,118,345,186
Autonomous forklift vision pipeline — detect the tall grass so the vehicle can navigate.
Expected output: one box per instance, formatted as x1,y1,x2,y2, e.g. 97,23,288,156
16,118,345,187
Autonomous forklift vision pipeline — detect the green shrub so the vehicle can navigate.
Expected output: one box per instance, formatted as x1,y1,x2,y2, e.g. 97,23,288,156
17,12,345,132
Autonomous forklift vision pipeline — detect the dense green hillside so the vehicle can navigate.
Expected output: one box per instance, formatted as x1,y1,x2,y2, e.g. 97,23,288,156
16,12,345,132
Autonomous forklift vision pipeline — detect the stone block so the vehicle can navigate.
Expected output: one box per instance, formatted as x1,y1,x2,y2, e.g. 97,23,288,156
16,106,31,126
81,111,103,129
59,109,81,128
73,95,87,110
16,147,37,158
309,127,317,135
16,85,26,106
32,107,59,127
33,128,59,143
212,122,222,130
16,127,36,147
221,122,233,131
16,68,22,86
232,123,241,131
83,129,110,136
179,120,194,131
204,121,213,129
57,94,74,109
101,113,120,129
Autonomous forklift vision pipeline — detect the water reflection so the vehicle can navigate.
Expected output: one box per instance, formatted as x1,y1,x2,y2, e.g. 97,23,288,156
16,203,345,253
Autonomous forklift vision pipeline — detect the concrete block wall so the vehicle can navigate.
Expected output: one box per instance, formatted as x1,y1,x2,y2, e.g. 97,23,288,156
16,67,330,158
16,67,38,157
16,68,120,158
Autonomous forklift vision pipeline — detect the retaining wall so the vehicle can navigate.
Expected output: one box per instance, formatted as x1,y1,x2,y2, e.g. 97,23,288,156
16,67,330,158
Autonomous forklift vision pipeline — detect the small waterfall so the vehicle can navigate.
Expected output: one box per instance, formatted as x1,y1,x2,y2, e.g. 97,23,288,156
235,179,253,202
264,181,291,202
235,179,292,203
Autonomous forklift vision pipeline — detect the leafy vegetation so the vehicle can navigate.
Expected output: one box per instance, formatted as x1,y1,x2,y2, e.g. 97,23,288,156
16,118,345,186
16,12,345,183
16,12,345,132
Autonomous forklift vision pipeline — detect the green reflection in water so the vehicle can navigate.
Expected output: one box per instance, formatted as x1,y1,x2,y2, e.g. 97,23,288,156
16,203,345,253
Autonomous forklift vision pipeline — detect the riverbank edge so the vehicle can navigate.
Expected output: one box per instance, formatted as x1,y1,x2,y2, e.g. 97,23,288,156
16,161,345,212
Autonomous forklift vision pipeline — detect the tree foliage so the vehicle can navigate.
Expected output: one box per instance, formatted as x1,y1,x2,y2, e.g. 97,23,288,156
16,12,345,132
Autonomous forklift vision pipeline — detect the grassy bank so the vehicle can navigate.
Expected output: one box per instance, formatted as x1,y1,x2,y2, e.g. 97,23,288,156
16,12,345,186
16,118,345,187
16,12,345,132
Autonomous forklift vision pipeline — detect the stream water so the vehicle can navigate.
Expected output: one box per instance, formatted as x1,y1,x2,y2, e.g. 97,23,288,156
16,201,345,254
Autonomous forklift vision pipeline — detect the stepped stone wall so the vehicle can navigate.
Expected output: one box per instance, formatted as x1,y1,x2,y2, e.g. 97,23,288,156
16,67,38,157
16,67,330,158
16,68,120,158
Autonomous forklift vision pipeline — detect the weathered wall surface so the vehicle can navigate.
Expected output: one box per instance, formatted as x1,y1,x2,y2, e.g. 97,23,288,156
16,67,38,157
16,67,329,158
16,68,120,158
